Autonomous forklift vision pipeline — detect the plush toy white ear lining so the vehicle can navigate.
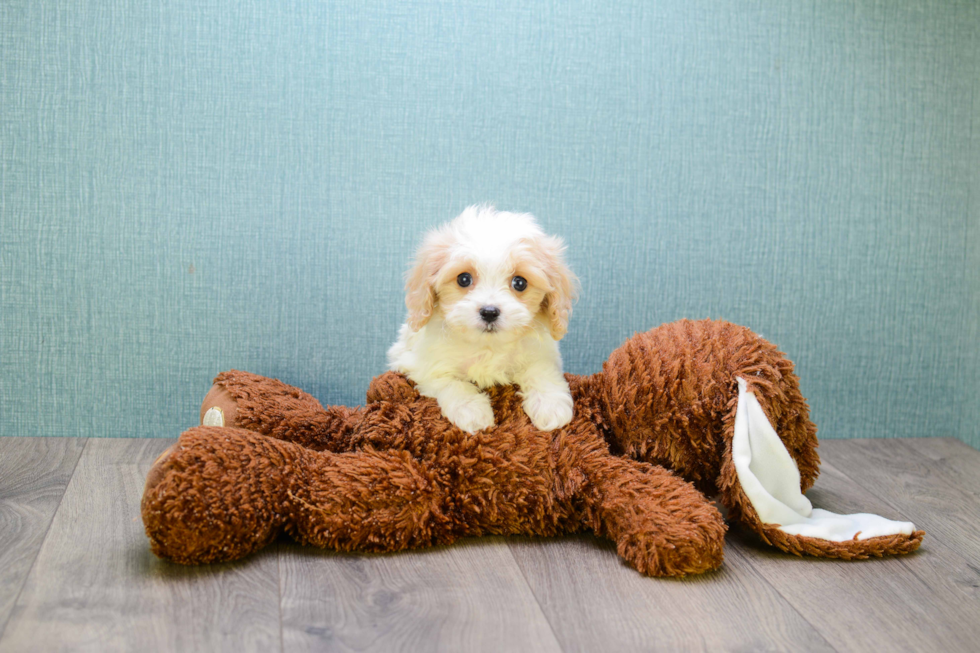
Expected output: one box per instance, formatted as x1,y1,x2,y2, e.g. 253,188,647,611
732,377,915,541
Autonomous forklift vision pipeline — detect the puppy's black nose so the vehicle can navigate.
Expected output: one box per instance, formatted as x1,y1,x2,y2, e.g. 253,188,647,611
479,306,500,323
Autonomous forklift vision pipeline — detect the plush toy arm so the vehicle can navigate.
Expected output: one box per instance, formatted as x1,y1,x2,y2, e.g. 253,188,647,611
200,370,362,452
573,450,726,577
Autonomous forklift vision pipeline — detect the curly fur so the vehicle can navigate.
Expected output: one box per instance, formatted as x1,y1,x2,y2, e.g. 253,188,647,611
143,319,922,576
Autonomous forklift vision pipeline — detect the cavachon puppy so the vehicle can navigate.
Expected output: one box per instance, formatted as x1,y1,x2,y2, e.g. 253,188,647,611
387,206,578,433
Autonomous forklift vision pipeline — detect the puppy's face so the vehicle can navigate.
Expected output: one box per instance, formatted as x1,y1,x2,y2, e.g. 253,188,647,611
433,249,549,338
405,207,577,341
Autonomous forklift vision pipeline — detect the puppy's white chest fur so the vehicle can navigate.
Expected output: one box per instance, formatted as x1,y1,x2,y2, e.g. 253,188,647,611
460,343,528,388
388,314,551,389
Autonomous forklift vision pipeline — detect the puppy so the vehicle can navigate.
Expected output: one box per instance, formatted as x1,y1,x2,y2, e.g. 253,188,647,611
387,206,578,433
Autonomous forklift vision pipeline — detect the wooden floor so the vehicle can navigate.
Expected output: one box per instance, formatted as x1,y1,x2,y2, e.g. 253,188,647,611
0,437,978,652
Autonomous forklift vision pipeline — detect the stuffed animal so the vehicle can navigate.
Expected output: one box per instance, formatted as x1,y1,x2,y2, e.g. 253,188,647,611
141,319,923,576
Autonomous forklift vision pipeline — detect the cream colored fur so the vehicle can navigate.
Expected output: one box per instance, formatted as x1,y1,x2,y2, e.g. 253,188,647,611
388,206,578,433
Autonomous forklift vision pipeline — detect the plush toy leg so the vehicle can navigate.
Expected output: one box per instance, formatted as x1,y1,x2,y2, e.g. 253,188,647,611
580,456,727,577
200,370,362,451
143,426,457,565
142,427,292,564
721,378,924,558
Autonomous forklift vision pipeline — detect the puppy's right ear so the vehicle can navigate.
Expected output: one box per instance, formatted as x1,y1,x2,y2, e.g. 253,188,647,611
405,229,452,331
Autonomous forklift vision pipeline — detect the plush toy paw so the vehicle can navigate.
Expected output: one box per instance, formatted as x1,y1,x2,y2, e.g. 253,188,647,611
440,390,495,433
200,383,238,427
522,388,574,431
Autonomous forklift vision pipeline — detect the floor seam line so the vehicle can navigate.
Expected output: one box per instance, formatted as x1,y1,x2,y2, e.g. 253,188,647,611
504,539,566,653
0,437,89,644
278,543,285,653
727,541,841,653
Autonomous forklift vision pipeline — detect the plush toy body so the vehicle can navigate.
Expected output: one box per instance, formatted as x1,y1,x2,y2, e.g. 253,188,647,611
142,319,923,576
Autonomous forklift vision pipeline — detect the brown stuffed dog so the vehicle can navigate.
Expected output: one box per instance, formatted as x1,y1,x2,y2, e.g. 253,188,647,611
141,319,923,576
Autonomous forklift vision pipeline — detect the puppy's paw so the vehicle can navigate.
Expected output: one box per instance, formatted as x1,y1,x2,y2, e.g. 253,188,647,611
522,389,574,431
442,391,495,433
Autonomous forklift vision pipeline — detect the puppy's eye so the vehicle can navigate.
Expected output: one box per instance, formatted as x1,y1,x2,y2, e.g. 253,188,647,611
457,272,472,288
511,276,527,292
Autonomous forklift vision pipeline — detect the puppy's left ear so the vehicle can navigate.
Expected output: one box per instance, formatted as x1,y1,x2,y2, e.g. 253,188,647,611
539,235,579,340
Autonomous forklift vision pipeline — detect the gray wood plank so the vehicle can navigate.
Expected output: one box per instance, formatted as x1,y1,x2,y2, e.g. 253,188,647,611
0,438,283,653
507,531,835,652
279,537,562,653
729,453,980,652
819,438,980,568
4,436,979,652
0,438,86,639
902,437,980,500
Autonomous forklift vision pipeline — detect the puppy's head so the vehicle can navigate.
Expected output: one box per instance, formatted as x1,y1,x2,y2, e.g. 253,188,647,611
405,206,578,341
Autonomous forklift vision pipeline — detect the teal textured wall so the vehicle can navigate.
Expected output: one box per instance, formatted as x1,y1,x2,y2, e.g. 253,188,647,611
2,1,978,445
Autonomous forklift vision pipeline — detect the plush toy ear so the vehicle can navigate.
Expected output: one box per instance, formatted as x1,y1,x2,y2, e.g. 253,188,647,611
539,235,578,340
730,376,923,556
404,229,453,331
